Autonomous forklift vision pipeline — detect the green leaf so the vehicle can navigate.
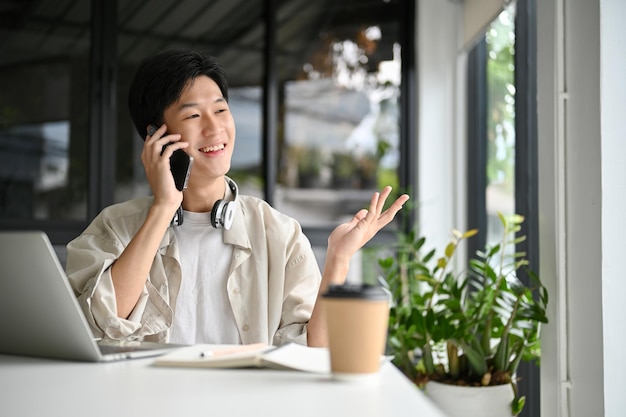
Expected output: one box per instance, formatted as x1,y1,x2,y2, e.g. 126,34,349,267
512,395,525,416
437,257,447,269
444,242,456,258
511,213,525,224
512,235,527,245
378,257,393,268
423,248,436,263
487,243,501,257
493,332,510,371
459,337,488,376
422,343,436,375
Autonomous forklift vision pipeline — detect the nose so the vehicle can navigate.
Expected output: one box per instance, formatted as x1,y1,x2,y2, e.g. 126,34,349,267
201,112,223,136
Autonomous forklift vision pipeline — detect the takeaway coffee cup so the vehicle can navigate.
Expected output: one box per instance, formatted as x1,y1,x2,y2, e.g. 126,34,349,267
322,283,389,380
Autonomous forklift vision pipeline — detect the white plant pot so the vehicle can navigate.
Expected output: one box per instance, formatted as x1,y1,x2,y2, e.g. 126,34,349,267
425,380,515,417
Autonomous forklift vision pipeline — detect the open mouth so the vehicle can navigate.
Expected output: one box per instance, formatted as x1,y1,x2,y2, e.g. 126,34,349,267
199,143,225,153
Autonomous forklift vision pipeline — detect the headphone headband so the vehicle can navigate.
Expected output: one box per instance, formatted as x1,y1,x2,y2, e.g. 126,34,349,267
171,177,239,229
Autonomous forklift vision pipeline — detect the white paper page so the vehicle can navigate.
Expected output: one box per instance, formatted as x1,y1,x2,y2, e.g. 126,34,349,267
261,343,330,374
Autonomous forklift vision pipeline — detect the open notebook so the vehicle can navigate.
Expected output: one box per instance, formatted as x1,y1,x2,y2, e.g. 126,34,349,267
154,342,332,374
0,230,183,361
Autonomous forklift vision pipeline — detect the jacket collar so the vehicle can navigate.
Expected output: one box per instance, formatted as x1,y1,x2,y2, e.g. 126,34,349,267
221,177,251,250
223,198,251,250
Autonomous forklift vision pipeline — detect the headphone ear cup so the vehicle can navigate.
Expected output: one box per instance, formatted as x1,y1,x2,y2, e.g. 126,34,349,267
210,178,239,229
171,205,184,227
210,199,225,229
222,203,235,230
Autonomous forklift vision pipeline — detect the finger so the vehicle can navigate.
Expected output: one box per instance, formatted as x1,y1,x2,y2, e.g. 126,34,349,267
159,140,187,159
364,191,381,223
364,186,393,223
146,124,167,143
342,209,368,232
144,126,166,159
145,124,182,150
353,208,368,223
147,135,183,160
375,186,393,214
377,194,410,224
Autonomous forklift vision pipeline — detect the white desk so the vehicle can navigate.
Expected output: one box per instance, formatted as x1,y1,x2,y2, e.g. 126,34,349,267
0,354,447,417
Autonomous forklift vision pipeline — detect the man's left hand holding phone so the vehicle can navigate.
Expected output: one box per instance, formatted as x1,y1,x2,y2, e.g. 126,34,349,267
146,124,193,192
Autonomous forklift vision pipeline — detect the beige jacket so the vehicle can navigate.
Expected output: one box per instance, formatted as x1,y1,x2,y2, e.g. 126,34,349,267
65,194,321,346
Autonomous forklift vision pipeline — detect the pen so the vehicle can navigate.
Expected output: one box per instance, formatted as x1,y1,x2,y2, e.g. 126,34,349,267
199,342,269,358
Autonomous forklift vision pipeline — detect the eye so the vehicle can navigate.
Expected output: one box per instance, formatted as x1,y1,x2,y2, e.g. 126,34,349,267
184,114,199,120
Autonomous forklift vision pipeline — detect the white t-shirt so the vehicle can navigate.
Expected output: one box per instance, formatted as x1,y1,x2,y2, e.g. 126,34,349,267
169,210,240,344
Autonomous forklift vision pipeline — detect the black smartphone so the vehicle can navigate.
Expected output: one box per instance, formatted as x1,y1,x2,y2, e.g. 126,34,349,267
148,125,193,191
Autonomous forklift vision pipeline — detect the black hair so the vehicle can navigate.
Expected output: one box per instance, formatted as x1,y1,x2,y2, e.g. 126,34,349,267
127,49,229,138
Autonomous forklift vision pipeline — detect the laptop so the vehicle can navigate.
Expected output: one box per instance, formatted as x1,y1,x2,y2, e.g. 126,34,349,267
0,230,184,361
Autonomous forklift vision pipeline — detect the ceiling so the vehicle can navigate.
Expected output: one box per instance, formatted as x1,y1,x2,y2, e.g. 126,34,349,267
0,0,401,87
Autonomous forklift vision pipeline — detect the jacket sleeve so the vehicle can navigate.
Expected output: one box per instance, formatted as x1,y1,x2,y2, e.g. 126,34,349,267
65,207,172,341
65,229,145,339
268,219,322,347
272,239,321,346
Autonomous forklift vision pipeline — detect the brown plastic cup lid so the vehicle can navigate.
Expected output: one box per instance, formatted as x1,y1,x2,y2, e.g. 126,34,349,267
322,283,388,300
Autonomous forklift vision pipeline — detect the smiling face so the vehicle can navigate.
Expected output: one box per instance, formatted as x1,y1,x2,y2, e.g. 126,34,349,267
162,75,236,185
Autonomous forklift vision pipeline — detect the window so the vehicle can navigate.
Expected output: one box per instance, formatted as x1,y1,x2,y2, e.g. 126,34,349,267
485,6,517,246
272,0,404,230
0,0,91,231
466,1,539,416
467,3,517,252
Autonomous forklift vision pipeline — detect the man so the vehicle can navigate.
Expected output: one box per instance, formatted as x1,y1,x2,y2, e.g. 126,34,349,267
66,49,409,347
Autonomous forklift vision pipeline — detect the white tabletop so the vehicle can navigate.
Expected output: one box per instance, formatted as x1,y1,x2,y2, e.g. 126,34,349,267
0,353,447,417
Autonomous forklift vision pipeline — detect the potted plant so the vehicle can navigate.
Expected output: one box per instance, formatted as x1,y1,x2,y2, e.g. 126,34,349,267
290,145,326,188
356,152,378,189
378,213,548,416
331,152,357,188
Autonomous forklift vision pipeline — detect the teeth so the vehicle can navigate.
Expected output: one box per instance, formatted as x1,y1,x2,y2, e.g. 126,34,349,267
200,144,225,153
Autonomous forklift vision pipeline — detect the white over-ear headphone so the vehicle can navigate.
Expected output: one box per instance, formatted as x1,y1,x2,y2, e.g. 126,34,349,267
210,177,238,230
170,177,239,229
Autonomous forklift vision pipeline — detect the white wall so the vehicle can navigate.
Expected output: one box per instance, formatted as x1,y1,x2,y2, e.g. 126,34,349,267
535,0,561,413
417,0,466,254
539,1,606,416
599,1,626,415
536,0,626,416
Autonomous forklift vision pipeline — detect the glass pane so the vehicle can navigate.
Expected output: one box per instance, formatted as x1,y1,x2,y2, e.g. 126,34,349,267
0,0,91,221
274,0,402,228
485,5,516,246
114,0,264,202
